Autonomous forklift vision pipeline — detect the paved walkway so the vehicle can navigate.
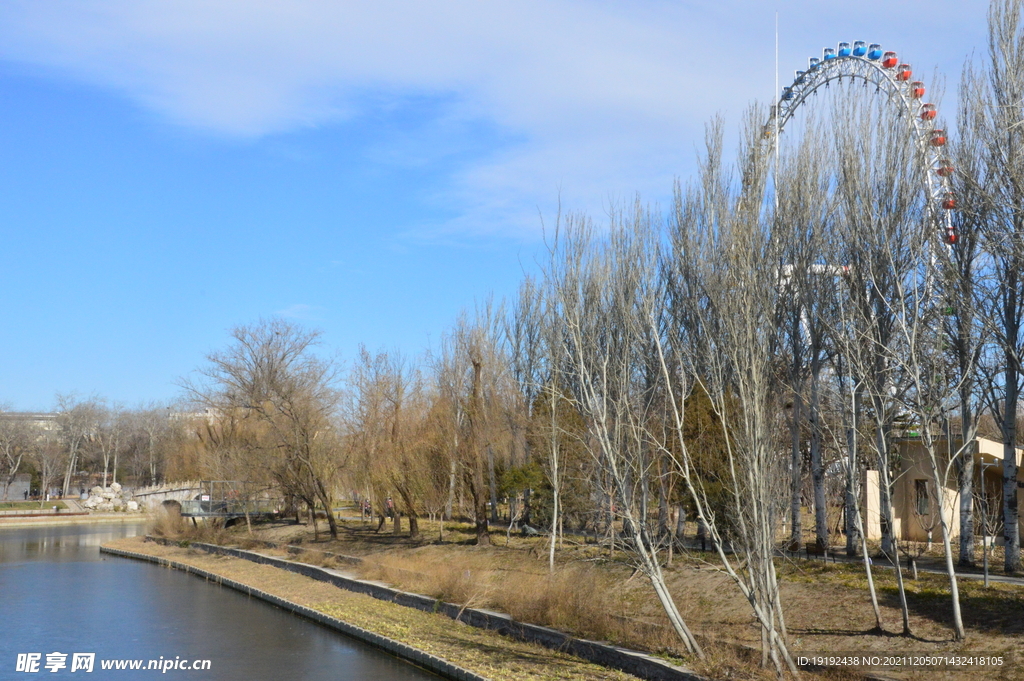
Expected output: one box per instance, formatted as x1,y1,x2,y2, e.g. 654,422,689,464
63,499,85,512
784,544,1024,587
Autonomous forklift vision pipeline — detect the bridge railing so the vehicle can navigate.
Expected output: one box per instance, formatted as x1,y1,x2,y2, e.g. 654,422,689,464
179,498,282,517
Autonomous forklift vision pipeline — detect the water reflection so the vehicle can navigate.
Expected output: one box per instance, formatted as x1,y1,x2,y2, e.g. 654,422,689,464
0,523,439,680
0,522,146,564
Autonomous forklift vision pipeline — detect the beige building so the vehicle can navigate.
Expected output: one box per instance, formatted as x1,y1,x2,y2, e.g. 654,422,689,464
864,436,1024,543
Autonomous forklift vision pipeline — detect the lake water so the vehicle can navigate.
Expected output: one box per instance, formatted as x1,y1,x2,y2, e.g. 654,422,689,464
0,522,440,680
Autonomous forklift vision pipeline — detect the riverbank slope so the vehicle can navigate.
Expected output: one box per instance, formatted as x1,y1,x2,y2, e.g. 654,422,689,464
0,512,149,528
102,536,639,681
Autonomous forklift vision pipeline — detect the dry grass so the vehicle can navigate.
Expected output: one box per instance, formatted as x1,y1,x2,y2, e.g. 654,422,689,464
104,536,639,681
168,517,1024,680
148,506,185,538
358,549,641,646
148,512,238,547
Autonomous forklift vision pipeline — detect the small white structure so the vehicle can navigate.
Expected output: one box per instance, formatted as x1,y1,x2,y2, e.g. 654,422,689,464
864,436,1023,543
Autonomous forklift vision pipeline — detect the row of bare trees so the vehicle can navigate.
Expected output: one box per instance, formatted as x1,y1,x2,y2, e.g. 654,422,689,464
0,397,181,502
8,1,1019,672
321,6,1024,666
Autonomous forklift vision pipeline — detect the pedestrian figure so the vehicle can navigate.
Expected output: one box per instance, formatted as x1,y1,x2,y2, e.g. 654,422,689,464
385,496,394,519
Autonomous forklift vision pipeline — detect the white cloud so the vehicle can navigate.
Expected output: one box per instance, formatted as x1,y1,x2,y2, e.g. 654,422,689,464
275,303,324,321
0,0,987,237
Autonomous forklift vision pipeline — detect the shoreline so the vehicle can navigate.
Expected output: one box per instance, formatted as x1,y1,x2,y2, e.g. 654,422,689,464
0,513,151,529
100,536,648,681
101,543,488,681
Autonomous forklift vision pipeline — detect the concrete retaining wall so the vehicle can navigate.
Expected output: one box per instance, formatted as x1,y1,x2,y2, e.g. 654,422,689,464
100,545,487,681
143,538,702,681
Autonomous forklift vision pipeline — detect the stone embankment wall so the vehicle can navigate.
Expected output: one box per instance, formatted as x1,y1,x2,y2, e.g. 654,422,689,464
100,544,488,681
141,538,703,681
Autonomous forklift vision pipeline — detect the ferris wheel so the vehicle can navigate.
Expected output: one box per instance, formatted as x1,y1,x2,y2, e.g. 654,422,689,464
764,41,956,245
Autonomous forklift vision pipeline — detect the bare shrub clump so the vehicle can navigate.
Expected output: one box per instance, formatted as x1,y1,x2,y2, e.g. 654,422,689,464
149,506,184,538
357,551,645,647
490,564,617,639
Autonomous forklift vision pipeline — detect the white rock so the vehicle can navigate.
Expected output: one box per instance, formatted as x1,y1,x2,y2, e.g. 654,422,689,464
110,482,122,493
96,502,115,512
127,501,139,512
90,486,104,496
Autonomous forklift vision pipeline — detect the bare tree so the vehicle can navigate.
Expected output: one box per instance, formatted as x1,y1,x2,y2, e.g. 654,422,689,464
774,113,839,552
55,394,101,497
431,309,515,546
506,274,570,570
947,63,989,568
662,112,797,672
349,347,434,538
549,203,706,660
884,213,971,640
829,89,926,636
961,0,1024,573
0,408,34,499
95,403,127,488
183,318,346,539
33,434,66,506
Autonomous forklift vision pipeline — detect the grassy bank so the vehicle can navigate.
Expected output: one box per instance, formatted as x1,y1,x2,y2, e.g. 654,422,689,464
104,535,639,681
150,514,1024,680
0,501,68,511
0,514,148,529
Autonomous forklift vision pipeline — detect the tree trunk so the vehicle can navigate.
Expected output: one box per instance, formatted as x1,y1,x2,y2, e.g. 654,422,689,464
549,475,559,573
1002,309,1021,574
810,356,827,548
927,445,966,640
473,484,490,546
844,382,862,557
879,459,913,636
315,479,338,540
789,391,803,549
487,445,499,524
445,452,457,520
657,457,670,538
875,418,895,557
958,438,976,567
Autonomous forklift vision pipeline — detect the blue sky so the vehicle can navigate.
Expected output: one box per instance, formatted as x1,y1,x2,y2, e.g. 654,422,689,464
0,1,987,411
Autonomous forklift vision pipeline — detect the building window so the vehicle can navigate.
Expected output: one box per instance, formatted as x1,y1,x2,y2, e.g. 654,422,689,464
915,479,930,515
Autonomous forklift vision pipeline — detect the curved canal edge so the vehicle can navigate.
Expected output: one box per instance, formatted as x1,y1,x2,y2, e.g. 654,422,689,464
100,544,487,681
140,538,703,681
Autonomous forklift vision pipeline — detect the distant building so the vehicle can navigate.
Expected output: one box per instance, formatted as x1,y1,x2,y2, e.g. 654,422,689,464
0,411,59,433
864,436,1024,544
